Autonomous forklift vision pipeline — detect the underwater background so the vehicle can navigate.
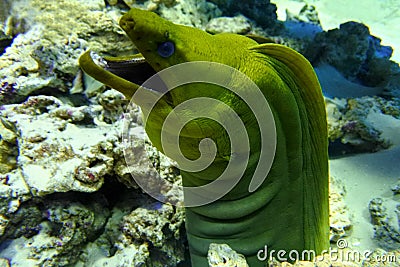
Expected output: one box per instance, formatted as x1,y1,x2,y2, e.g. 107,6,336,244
0,0,399,266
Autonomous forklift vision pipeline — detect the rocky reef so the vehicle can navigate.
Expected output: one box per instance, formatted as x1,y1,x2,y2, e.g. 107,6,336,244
0,1,185,265
369,181,400,251
326,96,395,155
0,0,136,105
0,93,185,265
207,0,282,35
305,22,396,89
302,17,400,154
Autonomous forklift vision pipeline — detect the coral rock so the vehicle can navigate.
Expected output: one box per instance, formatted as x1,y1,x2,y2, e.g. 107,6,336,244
330,176,352,242
206,15,252,34
208,0,281,34
208,243,248,267
0,0,134,105
0,96,126,217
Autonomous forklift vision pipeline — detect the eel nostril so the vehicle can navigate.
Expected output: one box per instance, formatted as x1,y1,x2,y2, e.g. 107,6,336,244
120,16,135,31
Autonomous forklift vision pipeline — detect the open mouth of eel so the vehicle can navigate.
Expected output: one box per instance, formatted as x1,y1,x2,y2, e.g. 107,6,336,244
79,51,169,99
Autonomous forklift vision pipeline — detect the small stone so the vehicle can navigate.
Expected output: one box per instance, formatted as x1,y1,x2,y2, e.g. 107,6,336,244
391,179,400,194
208,243,248,267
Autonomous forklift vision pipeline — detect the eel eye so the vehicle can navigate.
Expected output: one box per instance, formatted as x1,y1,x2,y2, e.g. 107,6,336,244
157,41,175,58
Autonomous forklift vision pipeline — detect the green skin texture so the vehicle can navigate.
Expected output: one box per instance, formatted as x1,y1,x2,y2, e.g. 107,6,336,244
79,8,329,266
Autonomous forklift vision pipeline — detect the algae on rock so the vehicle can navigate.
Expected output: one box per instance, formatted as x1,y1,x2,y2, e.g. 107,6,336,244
0,0,134,105
208,243,248,267
0,95,124,234
0,92,184,265
0,192,110,267
326,96,392,154
120,203,186,266
80,188,187,267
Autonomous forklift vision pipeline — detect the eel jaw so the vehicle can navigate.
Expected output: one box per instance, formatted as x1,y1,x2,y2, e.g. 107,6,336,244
79,50,168,99
102,54,157,86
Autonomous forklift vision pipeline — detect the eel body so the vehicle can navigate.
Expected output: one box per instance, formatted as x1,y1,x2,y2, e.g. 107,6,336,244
79,8,329,266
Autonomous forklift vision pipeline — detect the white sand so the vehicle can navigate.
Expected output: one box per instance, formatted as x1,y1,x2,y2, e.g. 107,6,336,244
331,109,400,251
272,0,400,63
330,146,400,251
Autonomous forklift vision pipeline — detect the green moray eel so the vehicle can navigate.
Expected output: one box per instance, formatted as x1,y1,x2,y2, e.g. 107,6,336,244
79,8,329,266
